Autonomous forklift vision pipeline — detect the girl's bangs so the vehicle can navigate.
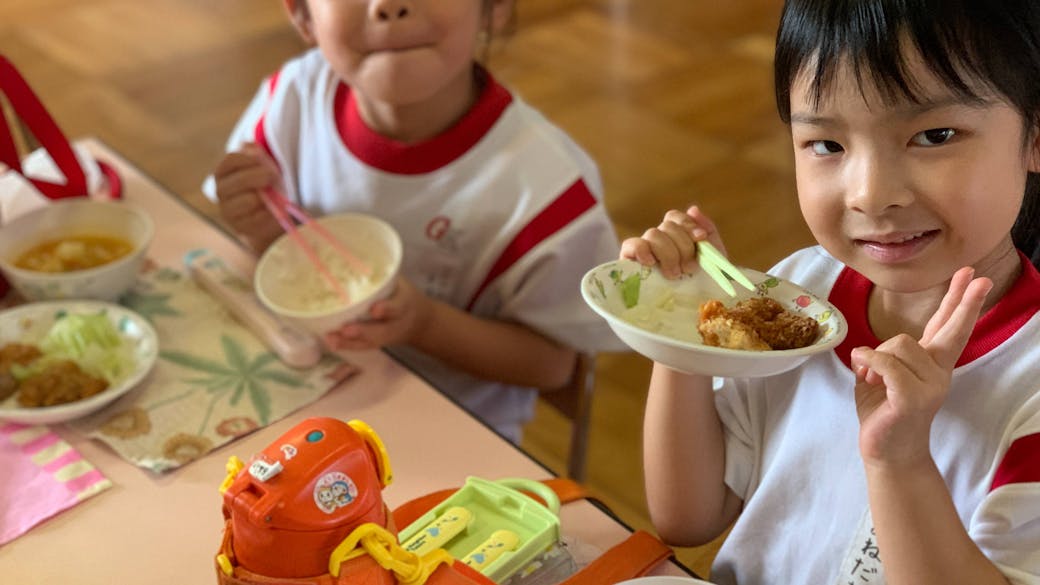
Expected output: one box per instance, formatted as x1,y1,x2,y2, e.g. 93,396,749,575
774,0,988,121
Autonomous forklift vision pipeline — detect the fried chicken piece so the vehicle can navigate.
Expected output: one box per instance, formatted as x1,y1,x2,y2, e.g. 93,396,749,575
698,297,819,351
0,343,43,369
698,300,771,351
730,297,820,350
0,372,17,401
17,360,109,408
0,343,44,402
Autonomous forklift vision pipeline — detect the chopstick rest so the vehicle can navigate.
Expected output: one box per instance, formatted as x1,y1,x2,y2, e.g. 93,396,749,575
696,241,756,296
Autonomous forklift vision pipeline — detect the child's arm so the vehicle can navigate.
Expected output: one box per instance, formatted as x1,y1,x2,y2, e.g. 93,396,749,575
643,364,742,545
624,205,743,545
326,277,576,390
853,267,1009,584
409,295,577,390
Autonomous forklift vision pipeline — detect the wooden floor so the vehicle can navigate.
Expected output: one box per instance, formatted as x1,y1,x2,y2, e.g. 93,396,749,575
0,0,816,577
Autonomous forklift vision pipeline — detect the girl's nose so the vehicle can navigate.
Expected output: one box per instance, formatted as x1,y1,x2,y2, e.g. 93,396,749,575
370,0,411,21
844,155,913,216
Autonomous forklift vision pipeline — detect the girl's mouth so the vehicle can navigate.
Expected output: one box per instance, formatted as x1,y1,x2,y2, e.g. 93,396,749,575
854,230,940,263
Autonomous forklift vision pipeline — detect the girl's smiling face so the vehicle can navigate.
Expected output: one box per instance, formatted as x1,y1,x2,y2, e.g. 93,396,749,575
789,50,1036,294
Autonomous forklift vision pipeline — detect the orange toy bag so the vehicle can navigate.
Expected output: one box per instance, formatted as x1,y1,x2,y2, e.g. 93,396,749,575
215,417,673,585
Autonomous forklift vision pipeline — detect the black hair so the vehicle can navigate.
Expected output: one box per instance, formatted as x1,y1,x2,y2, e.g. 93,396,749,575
774,0,1040,268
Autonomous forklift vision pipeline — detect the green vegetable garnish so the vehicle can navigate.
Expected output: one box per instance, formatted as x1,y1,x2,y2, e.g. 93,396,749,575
18,312,136,383
621,274,642,308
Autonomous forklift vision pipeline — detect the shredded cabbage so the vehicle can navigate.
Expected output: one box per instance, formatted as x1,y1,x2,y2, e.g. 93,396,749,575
20,312,137,384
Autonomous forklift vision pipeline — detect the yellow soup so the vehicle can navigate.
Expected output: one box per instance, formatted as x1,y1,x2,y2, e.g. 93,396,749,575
15,235,134,273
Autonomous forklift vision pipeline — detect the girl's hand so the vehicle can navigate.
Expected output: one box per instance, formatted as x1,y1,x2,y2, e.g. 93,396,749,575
619,205,728,279
851,267,993,468
324,277,434,351
213,143,283,253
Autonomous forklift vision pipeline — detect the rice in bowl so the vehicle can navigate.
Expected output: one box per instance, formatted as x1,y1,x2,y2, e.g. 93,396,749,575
254,213,402,336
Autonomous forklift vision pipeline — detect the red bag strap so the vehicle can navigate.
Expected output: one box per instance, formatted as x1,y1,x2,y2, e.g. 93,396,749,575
0,55,88,199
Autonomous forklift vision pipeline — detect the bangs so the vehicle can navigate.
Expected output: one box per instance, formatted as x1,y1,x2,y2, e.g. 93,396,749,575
774,0,1006,121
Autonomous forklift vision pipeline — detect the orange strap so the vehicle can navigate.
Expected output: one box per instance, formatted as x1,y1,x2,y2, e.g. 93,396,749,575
539,477,590,503
392,488,458,529
559,530,675,585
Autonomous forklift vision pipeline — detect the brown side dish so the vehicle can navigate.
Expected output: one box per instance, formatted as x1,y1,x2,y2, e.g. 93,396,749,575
698,297,819,351
0,343,109,407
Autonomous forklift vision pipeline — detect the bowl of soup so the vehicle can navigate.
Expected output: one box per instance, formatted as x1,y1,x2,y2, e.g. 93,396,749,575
254,212,402,337
0,199,154,302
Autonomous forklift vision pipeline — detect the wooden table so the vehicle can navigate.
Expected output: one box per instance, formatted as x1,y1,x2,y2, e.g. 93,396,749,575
1,139,694,584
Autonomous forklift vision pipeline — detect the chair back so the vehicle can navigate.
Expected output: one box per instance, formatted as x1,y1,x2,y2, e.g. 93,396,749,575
540,353,595,481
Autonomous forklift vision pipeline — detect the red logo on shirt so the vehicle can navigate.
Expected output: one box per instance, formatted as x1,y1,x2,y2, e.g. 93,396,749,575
426,216,451,241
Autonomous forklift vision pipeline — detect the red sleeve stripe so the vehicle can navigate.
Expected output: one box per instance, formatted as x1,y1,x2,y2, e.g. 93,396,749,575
990,432,1040,491
465,180,597,311
253,70,282,161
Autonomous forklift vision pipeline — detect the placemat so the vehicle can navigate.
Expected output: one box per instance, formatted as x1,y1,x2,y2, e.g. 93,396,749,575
67,262,356,472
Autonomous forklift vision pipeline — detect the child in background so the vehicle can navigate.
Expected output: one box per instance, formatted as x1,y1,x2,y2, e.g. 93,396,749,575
206,0,625,442
622,0,1040,583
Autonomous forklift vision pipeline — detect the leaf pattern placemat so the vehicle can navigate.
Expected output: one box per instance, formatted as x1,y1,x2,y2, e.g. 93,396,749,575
68,261,357,473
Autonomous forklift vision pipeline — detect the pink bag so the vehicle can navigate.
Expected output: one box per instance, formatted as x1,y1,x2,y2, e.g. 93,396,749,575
0,54,123,297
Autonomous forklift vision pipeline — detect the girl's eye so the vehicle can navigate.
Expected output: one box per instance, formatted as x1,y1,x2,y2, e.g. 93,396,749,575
810,140,844,155
911,128,956,146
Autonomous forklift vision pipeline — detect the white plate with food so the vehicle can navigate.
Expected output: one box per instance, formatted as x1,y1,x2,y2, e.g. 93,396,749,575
0,301,158,424
581,258,847,377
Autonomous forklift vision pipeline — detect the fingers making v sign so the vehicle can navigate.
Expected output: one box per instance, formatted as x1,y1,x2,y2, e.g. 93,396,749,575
850,267,995,468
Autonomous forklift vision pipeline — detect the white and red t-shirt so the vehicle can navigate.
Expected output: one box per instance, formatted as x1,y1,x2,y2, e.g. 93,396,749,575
710,246,1040,585
207,49,626,441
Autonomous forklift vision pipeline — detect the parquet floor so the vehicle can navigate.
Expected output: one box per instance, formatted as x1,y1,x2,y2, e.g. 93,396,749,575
0,0,816,577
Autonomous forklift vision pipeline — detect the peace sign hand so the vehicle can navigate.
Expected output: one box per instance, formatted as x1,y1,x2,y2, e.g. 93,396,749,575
850,267,993,469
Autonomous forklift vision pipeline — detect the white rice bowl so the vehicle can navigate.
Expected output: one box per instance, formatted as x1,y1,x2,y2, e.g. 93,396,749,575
254,213,402,336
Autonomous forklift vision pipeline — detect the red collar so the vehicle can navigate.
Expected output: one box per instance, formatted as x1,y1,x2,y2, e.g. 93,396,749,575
333,72,513,175
830,251,1040,368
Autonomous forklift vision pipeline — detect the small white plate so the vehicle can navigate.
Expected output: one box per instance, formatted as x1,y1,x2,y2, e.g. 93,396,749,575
0,301,158,424
582,258,847,377
617,576,715,585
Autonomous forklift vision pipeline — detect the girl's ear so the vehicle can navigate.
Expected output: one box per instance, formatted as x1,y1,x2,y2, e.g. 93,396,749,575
1027,121,1040,173
283,0,316,44
487,0,515,34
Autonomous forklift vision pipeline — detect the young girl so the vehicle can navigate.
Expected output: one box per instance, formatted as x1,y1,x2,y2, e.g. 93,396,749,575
206,0,625,442
623,1,1040,583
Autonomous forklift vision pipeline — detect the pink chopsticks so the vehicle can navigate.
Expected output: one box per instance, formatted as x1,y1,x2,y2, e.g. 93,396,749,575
258,186,371,304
